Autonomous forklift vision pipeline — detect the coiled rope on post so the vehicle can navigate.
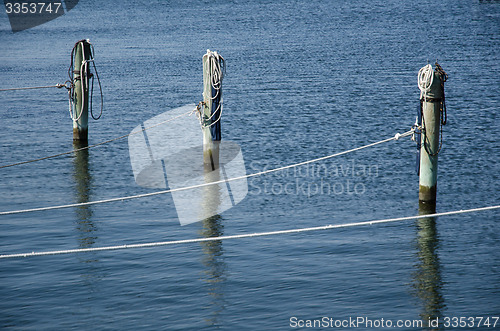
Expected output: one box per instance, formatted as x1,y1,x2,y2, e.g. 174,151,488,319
200,50,225,129
417,62,448,156
0,129,414,216
417,64,434,101
0,108,195,169
0,204,498,259
67,39,104,122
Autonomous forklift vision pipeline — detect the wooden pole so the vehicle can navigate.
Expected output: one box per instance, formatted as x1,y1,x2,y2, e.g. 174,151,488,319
415,201,443,321
202,50,223,171
418,65,444,204
73,40,92,141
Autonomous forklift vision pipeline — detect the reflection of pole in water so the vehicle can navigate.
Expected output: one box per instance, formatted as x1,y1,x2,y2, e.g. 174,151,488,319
201,141,221,219
199,153,227,326
72,141,96,249
412,202,445,330
199,215,226,326
72,141,102,297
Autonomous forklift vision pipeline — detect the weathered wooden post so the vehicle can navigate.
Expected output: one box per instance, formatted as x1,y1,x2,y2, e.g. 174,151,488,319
72,39,92,141
202,50,225,171
417,63,447,204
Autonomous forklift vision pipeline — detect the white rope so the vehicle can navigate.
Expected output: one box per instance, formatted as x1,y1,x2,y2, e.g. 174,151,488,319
1,204,498,260
0,108,195,169
0,130,414,216
418,64,434,101
0,84,66,92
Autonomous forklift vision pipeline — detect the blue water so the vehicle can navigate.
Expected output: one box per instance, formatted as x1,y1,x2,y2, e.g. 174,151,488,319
1,0,499,329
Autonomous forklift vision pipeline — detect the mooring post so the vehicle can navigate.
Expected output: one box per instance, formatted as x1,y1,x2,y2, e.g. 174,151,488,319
72,39,92,141
202,49,224,171
418,63,446,204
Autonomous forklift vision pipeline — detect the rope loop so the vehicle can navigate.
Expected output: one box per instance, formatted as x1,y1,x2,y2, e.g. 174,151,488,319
418,62,448,156
434,61,448,126
68,40,103,122
417,64,434,101
201,50,225,130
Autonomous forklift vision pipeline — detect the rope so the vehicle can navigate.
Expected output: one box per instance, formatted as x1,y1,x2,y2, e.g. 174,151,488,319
0,83,68,92
200,50,225,130
417,62,448,157
0,129,414,215
68,40,87,122
88,42,103,120
417,64,434,101
67,40,103,122
0,108,195,169
434,62,448,125
1,204,498,259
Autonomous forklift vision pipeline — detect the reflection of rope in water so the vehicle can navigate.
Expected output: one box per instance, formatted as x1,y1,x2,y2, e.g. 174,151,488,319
0,129,414,215
1,204,498,259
